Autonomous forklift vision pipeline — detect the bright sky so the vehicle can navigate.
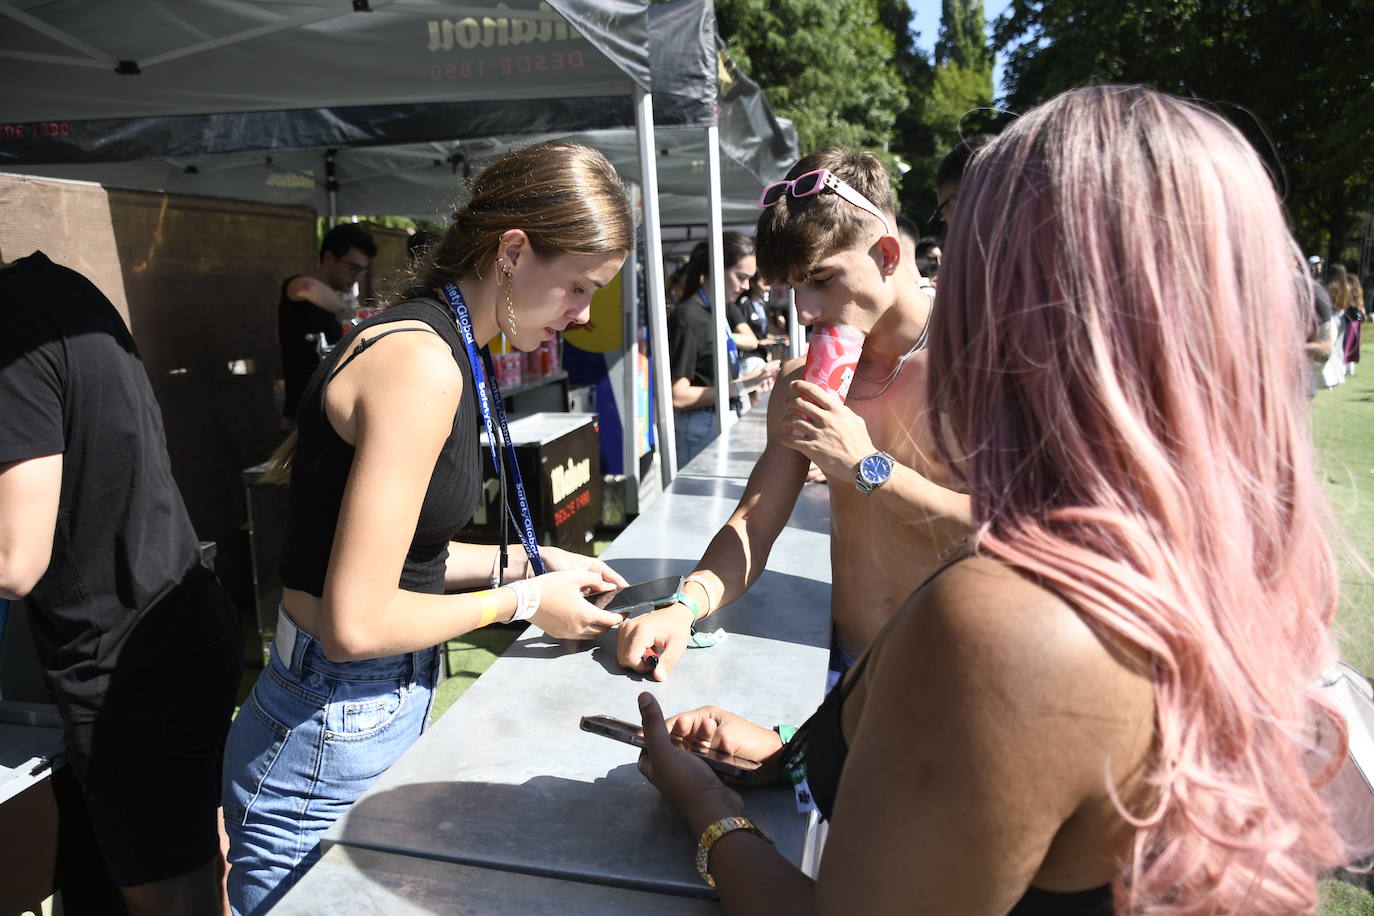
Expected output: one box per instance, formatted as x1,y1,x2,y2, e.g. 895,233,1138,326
906,0,1014,99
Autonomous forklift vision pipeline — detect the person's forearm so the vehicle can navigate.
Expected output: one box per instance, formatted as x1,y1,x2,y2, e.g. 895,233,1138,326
710,833,817,916
876,465,973,530
684,497,795,623
319,585,516,661
673,384,716,410
685,800,817,916
296,282,350,315
443,542,539,590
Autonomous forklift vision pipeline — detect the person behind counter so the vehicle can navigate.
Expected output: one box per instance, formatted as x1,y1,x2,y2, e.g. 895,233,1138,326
633,85,1350,915
223,141,633,915
278,223,378,431
620,147,969,682
667,232,781,467
0,253,242,915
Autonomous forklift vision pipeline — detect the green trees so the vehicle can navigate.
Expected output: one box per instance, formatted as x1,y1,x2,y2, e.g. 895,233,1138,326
713,0,998,230
936,0,992,72
993,0,1374,266
713,0,907,157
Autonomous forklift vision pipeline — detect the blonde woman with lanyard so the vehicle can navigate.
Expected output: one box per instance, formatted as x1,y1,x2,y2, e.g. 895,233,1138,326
222,141,631,915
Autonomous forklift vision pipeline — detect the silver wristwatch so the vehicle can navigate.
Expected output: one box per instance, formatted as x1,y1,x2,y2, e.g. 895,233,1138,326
855,451,895,494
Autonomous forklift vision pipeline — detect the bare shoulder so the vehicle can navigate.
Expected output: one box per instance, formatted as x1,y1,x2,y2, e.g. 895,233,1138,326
332,323,462,445
873,554,1153,775
358,322,461,390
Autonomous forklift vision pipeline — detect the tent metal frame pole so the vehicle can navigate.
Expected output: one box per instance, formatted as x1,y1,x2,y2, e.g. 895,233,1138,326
635,87,676,485
621,209,639,504
0,0,114,66
788,287,802,359
705,124,731,437
325,150,339,225
140,6,356,69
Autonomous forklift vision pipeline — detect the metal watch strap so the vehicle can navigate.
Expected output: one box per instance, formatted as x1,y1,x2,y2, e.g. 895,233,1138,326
695,815,773,887
855,450,895,494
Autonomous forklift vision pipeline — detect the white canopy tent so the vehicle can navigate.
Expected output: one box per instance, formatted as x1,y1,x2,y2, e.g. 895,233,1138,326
0,0,799,488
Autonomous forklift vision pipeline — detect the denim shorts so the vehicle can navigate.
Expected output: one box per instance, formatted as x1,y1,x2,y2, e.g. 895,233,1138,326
825,627,857,695
675,407,717,469
222,609,439,916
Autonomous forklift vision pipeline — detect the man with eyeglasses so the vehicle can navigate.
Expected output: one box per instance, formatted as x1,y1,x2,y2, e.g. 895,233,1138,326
617,148,972,687
928,133,995,240
278,223,377,429
914,238,942,288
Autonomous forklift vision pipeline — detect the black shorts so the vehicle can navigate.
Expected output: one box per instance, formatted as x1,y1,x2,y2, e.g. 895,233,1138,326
60,567,243,887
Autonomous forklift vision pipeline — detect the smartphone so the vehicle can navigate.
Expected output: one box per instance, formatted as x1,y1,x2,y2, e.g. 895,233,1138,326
579,714,763,780
590,575,684,615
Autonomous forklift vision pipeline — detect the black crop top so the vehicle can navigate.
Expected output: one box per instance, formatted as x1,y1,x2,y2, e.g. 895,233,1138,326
278,298,483,597
783,556,1115,915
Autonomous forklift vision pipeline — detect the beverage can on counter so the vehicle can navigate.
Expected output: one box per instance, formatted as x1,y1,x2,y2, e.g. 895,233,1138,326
802,324,865,401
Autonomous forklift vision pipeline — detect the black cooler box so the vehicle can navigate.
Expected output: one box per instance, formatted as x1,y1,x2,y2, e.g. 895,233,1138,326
459,412,601,555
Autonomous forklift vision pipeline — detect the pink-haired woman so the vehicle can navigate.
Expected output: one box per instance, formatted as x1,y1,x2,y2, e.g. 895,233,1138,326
634,85,1351,915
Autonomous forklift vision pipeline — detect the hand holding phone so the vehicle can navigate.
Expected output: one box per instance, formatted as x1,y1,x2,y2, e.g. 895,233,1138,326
580,714,764,781
590,575,684,616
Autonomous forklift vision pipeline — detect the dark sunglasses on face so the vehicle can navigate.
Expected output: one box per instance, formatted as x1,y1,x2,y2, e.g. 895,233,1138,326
927,198,949,239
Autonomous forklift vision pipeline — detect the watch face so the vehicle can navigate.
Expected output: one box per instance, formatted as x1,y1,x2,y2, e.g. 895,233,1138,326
860,453,893,484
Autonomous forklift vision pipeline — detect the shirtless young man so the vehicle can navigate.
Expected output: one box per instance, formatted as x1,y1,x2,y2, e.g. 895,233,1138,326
616,148,972,681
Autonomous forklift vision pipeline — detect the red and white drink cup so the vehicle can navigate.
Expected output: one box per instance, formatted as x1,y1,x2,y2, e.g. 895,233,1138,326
802,324,865,401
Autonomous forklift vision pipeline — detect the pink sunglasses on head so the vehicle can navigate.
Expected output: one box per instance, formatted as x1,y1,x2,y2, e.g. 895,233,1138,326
758,168,892,236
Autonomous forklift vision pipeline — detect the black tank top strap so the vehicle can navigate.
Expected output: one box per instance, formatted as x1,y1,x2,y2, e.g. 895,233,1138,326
328,326,440,382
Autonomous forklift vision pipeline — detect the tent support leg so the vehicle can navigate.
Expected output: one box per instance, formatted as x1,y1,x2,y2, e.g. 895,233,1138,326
705,124,731,438
634,87,676,486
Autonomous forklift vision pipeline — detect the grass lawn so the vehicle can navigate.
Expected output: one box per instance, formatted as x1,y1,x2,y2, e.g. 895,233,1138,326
1312,368,1374,676
1284,368,1374,915
430,621,521,719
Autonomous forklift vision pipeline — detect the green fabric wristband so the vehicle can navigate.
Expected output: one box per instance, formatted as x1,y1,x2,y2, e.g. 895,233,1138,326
675,591,721,648
774,724,797,745
674,591,703,624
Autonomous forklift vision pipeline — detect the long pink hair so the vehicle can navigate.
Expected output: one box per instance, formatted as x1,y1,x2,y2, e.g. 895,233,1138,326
928,85,1348,913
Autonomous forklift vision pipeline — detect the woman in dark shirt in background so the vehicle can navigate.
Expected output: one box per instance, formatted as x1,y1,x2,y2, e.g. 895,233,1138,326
635,86,1350,915
667,232,779,467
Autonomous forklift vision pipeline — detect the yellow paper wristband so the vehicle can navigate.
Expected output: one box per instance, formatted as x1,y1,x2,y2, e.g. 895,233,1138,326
477,590,501,628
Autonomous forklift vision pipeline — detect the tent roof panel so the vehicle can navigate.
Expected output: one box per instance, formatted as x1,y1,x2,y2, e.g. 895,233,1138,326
0,0,647,122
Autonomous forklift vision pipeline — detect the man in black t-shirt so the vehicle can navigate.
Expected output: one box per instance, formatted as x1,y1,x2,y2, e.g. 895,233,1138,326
279,223,377,427
0,253,242,914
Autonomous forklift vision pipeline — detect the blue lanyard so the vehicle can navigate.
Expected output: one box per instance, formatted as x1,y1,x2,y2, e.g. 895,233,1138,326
440,282,546,578
696,288,712,310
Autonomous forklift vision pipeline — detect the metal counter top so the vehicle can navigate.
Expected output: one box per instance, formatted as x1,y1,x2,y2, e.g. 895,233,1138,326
280,401,835,910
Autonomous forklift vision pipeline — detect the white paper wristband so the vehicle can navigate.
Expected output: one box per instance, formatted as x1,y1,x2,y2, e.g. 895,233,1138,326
507,579,541,622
